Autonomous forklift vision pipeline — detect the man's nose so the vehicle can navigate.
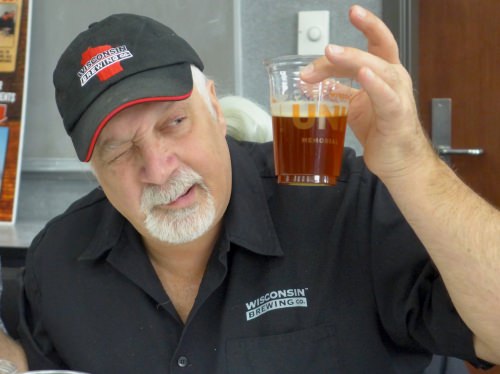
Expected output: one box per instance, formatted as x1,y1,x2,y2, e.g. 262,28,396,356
139,141,179,185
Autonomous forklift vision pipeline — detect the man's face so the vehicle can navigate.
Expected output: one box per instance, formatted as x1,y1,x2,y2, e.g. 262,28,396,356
91,82,232,246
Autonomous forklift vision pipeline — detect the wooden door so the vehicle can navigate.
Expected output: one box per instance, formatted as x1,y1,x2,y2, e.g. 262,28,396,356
419,0,500,209
419,1,500,372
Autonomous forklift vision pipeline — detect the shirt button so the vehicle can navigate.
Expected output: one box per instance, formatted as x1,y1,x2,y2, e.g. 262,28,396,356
177,356,189,368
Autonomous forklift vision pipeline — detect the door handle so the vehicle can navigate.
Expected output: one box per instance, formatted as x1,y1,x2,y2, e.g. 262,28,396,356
437,146,484,156
431,98,485,163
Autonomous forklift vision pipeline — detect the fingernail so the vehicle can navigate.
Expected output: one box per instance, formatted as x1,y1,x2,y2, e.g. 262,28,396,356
363,67,375,79
352,5,367,18
328,44,345,55
301,63,314,75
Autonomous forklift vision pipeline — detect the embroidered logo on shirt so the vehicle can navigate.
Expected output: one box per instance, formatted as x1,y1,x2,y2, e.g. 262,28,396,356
245,288,309,321
78,45,133,86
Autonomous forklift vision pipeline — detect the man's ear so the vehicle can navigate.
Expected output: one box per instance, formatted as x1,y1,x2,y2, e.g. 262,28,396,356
206,80,227,135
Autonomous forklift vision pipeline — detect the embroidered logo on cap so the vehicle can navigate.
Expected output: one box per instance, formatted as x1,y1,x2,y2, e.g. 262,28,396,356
78,45,133,87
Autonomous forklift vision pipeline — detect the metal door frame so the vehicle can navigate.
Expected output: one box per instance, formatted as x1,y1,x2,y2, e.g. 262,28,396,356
382,0,419,89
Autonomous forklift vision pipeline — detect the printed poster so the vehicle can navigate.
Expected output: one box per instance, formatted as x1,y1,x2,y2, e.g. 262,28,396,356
0,125,8,194
0,0,30,223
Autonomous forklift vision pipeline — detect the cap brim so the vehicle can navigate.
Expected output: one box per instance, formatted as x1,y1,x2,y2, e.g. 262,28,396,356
71,62,193,161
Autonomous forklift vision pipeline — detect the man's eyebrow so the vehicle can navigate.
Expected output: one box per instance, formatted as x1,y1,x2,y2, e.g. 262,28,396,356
96,137,131,154
96,99,190,150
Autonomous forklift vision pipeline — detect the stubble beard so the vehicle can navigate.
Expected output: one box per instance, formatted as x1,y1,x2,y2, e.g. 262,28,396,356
140,167,216,244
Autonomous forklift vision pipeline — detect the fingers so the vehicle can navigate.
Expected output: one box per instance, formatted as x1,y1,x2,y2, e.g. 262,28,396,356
357,67,400,121
299,3,411,139
300,5,401,84
349,5,400,64
299,55,333,82
323,44,395,79
301,44,401,88
299,45,373,81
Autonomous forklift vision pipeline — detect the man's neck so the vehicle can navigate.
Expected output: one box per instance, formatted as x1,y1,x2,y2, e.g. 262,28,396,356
141,222,222,322
143,221,221,275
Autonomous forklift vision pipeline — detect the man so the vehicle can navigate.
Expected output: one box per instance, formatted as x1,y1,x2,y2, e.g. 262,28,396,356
2,6,499,373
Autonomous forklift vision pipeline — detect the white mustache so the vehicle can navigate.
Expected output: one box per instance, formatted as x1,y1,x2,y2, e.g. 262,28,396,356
140,167,206,211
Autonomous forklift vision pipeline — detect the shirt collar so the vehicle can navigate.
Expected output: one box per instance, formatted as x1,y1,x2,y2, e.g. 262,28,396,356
78,196,125,261
78,137,283,261
224,137,283,257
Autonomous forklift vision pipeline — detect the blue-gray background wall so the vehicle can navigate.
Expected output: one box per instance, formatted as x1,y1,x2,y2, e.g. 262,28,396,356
7,0,382,243
237,0,381,109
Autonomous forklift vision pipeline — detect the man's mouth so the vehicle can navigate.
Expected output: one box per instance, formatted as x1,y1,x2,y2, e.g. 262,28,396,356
141,167,207,215
164,184,197,208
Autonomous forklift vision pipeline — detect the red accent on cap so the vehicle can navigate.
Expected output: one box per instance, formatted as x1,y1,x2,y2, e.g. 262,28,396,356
83,91,192,162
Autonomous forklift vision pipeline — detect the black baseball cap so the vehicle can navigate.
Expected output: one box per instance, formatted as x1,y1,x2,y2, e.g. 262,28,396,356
53,13,204,162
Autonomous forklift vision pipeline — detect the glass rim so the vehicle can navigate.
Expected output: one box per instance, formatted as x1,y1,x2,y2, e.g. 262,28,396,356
263,54,352,84
263,54,320,68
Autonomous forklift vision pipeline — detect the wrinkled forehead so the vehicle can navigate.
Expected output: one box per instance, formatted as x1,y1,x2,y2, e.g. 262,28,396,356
98,100,180,140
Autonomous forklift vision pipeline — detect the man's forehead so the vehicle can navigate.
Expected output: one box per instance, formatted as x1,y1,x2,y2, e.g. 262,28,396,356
97,99,190,140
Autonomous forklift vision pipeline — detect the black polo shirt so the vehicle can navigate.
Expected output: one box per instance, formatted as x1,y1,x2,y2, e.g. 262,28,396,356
19,137,484,373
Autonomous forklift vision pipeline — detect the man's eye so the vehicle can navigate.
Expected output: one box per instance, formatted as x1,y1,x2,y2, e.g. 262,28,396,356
108,147,131,164
158,116,189,134
170,116,187,127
